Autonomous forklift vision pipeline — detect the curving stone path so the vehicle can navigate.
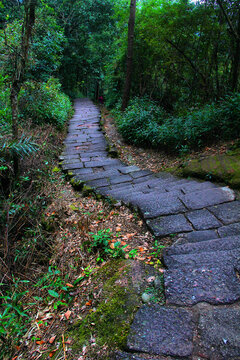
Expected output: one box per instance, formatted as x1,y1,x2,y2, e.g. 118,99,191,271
61,99,240,359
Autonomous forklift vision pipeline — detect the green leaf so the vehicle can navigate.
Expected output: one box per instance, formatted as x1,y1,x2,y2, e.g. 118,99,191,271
48,290,59,298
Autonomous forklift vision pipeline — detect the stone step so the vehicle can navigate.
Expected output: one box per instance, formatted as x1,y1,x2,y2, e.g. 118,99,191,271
147,214,193,237
180,187,235,210
164,263,240,305
176,230,219,244
127,305,194,358
218,222,240,238
114,351,168,360
164,247,240,268
127,191,187,219
164,235,240,257
208,200,240,224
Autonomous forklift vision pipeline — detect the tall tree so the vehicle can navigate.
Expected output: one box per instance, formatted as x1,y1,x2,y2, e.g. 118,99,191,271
9,0,37,174
216,0,240,91
121,0,136,111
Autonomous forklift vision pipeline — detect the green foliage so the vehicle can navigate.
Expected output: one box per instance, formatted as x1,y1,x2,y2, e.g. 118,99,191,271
0,277,31,356
35,266,73,309
89,229,128,261
19,78,73,128
117,93,240,153
116,97,167,147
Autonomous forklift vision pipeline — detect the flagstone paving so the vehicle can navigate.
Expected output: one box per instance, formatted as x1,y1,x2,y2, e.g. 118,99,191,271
61,99,240,359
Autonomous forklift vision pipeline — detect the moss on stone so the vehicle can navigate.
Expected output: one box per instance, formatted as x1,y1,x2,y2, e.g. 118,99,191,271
174,152,240,189
70,177,84,190
67,259,160,357
82,184,94,196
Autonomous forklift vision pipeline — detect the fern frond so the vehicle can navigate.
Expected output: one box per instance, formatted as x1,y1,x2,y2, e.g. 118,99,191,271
0,134,39,159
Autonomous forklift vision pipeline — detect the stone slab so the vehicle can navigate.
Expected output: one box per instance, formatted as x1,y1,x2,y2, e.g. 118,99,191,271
72,168,93,175
86,178,110,188
181,187,235,210
119,166,141,174
197,307,240,359
165,264,240,305
177,230,219,244
147,214,193,237
164,235,240,257
62,162,84,171
109,174,133,185
84,159,121,168
208,201,240,225
218,223,240,237
129,170,152,179
180,181,218,194
164,248,240,268
129,192,187,219
186,209,222,230
132,175,155,184
114,352,169,360
127,305,194,357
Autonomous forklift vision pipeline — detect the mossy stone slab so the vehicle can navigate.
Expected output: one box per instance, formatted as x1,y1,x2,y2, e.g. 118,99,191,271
180,152,240,188
69,260,161,354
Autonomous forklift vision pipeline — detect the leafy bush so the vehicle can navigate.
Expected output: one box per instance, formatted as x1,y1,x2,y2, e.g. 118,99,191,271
19,77,73,129
116,94,240,153
116,97,167,147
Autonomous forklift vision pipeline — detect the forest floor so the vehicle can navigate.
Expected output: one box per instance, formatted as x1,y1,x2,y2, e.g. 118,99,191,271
4,105,239,360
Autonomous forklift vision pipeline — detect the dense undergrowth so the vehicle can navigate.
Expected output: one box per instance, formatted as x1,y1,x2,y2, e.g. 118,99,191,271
114,94,240,154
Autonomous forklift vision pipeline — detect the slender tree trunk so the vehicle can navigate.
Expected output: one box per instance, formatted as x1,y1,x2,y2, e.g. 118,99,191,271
231,8,240,92
10,0,36,175
121,0,137,111
10,83,20,175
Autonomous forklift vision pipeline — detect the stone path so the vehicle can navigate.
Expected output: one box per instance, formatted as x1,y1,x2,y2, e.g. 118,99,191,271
61,99,240,359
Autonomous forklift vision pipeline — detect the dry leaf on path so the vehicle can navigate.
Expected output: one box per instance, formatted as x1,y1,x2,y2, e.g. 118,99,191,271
49,335,56,344
64,310,72,320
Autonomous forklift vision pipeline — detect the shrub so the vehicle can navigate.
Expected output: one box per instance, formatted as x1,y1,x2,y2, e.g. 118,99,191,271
19,77,73,129
116,93,240,153
116,97,167,147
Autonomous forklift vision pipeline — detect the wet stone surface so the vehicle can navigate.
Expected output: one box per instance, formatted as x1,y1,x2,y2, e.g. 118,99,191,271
164,263,240,305
197,306,240,359
127,305,194,357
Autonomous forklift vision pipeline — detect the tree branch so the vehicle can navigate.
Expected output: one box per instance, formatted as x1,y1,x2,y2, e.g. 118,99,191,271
216,0,239,40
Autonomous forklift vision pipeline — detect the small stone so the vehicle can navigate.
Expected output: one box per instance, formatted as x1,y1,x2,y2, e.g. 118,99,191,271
141,292,154,303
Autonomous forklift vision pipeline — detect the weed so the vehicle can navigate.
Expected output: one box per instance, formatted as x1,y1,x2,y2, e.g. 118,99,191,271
89,229,129,261
0,277,32,357
35,266,73,309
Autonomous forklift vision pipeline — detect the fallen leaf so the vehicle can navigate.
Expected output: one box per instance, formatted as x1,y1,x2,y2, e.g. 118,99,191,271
65,339,72,344
85,300,92,306
49,336,56,344
66,283,74,288
109,243,115,249
49,349,57,358
36,340,45,345
64,310,72,320
116,226,121,232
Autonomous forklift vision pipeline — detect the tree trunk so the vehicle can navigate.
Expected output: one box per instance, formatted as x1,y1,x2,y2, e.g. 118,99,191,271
10,0,36,176
10,83,20,175
231,8,240,92
121,0,137,111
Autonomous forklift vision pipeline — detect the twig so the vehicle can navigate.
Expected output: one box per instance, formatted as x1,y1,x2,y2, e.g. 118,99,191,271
62,333,67,360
